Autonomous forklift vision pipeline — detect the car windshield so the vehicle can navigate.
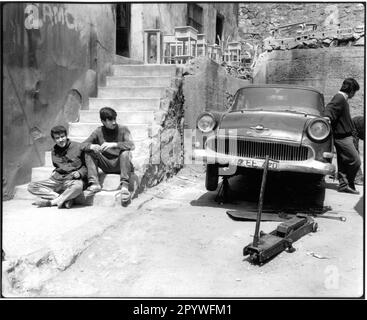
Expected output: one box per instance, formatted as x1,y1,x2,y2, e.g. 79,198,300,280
231,87,324,115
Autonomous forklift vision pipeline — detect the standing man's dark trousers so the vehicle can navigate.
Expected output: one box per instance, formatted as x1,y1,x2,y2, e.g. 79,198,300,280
353,136,364,184
85,150,132,188
334,136,361,190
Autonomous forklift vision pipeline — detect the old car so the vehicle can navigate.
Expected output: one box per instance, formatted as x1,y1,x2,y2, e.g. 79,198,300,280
193,84,335,192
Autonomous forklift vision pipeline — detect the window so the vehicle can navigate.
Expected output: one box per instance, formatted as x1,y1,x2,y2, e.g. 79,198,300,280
187,3,203,33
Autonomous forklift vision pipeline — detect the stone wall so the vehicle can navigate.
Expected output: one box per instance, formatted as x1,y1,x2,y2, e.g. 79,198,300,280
138,70,185,190
239,3,365,38
2,3,116,199
182,57,250,129
253,47,364,116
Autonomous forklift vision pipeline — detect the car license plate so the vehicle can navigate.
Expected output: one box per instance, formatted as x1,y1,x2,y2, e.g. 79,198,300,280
232,158,278,169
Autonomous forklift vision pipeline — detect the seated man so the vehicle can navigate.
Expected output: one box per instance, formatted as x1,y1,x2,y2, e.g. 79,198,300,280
28,125,87,209
82,107,135,205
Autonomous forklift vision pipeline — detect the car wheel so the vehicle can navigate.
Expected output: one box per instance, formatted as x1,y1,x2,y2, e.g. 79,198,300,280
206,164,219,191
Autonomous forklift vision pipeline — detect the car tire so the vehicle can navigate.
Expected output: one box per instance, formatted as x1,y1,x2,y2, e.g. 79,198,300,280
206,164,219,191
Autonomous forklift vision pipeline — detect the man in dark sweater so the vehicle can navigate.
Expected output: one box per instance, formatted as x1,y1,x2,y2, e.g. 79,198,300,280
28,126,87,208
82,107,135,205
324,78,361,194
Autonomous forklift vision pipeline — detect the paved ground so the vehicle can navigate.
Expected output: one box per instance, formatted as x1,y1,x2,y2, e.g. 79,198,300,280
3,164,363,298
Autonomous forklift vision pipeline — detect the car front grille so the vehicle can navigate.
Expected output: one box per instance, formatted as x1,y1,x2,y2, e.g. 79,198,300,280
206,137,310,161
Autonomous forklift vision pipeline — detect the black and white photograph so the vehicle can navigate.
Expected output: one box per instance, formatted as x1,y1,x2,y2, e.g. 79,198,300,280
1,1,365,301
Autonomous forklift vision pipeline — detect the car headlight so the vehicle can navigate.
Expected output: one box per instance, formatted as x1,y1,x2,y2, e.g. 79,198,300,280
197,113,216,133
307,118,330,141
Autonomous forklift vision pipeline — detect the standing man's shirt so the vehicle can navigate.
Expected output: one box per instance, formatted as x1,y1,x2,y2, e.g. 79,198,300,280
323,92,355,139
82,125,135,158
51,140,87,180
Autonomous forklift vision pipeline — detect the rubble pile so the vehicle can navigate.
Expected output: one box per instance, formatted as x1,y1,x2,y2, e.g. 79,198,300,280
222,63,253,81
264,26,365,51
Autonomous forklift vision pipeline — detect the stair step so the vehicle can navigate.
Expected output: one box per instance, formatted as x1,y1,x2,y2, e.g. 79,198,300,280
112,64,176,76
31,166,54,181
31,154,148,185
15,156,148,207
68,123,150,139
79,110,154,124
12,184,121,206
106,76,171,87
68,137,150,145
44,140,152,168
89,98,160,111
13,184,38,200
44,152,53,166
98,86,165,99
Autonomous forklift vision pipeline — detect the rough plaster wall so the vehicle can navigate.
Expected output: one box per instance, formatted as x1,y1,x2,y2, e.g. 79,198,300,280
130,3,187,61
130,4,145,62
253,48,364,117
212,3,239,43
239,3,365,37
2,3,116,198
183,58,250,129
130,3,240,61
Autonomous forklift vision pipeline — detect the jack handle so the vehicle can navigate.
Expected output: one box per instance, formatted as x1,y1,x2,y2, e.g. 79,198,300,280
253,155,270,247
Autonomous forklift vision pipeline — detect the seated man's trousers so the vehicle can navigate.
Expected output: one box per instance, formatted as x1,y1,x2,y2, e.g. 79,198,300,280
84,150,132,188
28,178,84,205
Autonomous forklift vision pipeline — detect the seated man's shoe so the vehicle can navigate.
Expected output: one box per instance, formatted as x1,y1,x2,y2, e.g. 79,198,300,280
86,183,102,193
120,185,131,206
61,199,74,209
64,199,74,209
32,199,52,207
338,186,360,195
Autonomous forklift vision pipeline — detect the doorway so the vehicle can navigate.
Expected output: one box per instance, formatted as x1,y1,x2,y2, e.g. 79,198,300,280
215,13,224,44
116,3,130,57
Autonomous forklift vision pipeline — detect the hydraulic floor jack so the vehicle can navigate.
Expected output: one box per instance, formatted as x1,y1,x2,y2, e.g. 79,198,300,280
243,156,318,264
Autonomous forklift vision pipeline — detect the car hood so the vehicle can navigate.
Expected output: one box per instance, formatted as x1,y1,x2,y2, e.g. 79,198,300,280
219,110,313,143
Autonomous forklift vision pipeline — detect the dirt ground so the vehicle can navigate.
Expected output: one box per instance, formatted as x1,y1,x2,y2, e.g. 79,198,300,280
36,165,364,298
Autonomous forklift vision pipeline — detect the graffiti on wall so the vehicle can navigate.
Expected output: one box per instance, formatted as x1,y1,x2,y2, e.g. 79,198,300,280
324,5,340,28
24,3,77,30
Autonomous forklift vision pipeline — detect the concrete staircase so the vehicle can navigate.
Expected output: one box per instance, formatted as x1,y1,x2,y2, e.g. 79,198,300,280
13,64,178,206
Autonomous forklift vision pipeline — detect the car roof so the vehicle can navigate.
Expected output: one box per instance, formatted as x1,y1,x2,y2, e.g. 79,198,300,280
237,84,323,95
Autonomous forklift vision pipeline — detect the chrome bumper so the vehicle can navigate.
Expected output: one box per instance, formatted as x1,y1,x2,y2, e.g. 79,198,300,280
193,149,335,176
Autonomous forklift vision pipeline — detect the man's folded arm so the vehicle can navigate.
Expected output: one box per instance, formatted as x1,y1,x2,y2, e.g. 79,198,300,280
80,130,99,151
117,129,135,151
77,165,88,178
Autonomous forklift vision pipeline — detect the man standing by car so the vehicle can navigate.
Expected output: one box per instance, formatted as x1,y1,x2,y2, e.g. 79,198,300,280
82,107,135,206
324,78,361,194
28,125,87,208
